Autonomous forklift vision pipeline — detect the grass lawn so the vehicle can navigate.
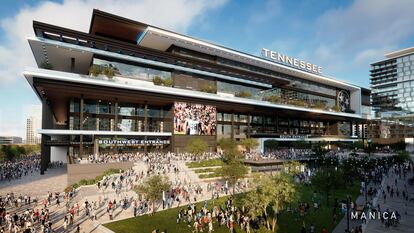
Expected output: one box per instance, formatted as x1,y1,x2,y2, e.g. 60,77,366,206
105,183,360,233
186,159,224,168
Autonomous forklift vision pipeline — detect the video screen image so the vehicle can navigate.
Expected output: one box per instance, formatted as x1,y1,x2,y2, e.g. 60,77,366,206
174,102,216,136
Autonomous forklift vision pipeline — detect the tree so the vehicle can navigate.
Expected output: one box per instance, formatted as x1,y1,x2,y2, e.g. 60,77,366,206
1,145,18,161
186,138,208,158
311,167,343,205
284,161,302,176
340,158,359,185
217,138,242,161
135,175,170,214
217,138,237,151
312,141,328,157
394,151,411,164
245,173,297,232
220,160,248,195
240,138,259,153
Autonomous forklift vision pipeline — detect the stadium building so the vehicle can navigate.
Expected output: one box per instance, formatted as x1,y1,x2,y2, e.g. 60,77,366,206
23,10,371,173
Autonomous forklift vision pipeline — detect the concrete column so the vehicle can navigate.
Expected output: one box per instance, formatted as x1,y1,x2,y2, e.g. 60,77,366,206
114,100,119,154
231,112,235,140
40,135,50,175
40,100,53,174
247,114,251,138
144,103,148,153
94,137,99,155
350,121,353,137
79,97,84,158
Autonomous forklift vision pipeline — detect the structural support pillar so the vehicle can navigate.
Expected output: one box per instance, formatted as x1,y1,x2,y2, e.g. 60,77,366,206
144,102,148,153
79,96,84,158
231,112,235,140
40,99,53,175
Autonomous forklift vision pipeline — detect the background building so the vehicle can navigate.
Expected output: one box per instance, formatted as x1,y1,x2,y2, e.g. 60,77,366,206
0,136,23,144
26,117,41,144
370,47,414,144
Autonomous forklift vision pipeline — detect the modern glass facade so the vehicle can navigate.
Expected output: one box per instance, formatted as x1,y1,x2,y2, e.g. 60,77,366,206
69,98,172,133
25,10,368,172
371,53,414,116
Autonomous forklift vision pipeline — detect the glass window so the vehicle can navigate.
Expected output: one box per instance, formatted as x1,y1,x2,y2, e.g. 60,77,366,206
239,115,248,123
148,106,161,118
93,58,171,82
223,125,231,135
98,101,112,114
84,101,97,114
99,118,111,131
118,104,135,116
251,116,263,124
223,113,232,122
70,99,80,113
117,119,135,132
217,113,223,121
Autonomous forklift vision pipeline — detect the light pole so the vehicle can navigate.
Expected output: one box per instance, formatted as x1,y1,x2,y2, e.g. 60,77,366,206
364,175,368,205
346,195,351,232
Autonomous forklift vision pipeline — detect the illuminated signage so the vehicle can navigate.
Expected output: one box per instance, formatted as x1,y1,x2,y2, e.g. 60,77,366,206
278,135,309,139
98,139,170,145
261,48,322,74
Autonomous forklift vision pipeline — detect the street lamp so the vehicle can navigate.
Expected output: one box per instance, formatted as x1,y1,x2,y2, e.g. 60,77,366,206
364,175,368,205
346,195,351,232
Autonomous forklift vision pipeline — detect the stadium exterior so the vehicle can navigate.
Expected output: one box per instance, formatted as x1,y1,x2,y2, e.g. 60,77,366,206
23,10,371,173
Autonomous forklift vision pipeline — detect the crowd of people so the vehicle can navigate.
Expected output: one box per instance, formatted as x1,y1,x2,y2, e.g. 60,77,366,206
0,155,40,182
0,192,59,232
245,148,314,161
1,147,413,233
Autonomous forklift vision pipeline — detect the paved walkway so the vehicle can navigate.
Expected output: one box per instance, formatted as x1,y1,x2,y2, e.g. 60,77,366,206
364,167,414,233
332,180,380,233
333,165,414,233
0,166,67,197
49,160,221,233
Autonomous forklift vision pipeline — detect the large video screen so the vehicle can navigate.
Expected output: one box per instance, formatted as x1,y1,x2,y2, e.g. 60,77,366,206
174,102,216,135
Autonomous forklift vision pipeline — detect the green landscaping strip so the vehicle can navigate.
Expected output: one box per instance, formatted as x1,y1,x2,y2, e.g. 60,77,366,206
104,183,360,233
185,159,224,168
65,168,122,192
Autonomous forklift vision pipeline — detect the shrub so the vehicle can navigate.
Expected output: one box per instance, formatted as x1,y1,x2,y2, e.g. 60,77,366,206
153,76,164,85
263,95,282,104
186,159,224,168
332,105,341,112
235,91,252,98
89,64,102,77
102,66,115,79
199,84,217,93
162,77,173,87
313,101,326,110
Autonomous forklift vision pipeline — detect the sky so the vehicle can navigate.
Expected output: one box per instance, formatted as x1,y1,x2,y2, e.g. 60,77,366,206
0,0,414,138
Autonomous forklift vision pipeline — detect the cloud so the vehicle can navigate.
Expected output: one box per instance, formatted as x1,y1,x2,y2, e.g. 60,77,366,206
295,0,414,85
248,0,281,24
0,0,228,87
0,0,227,138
